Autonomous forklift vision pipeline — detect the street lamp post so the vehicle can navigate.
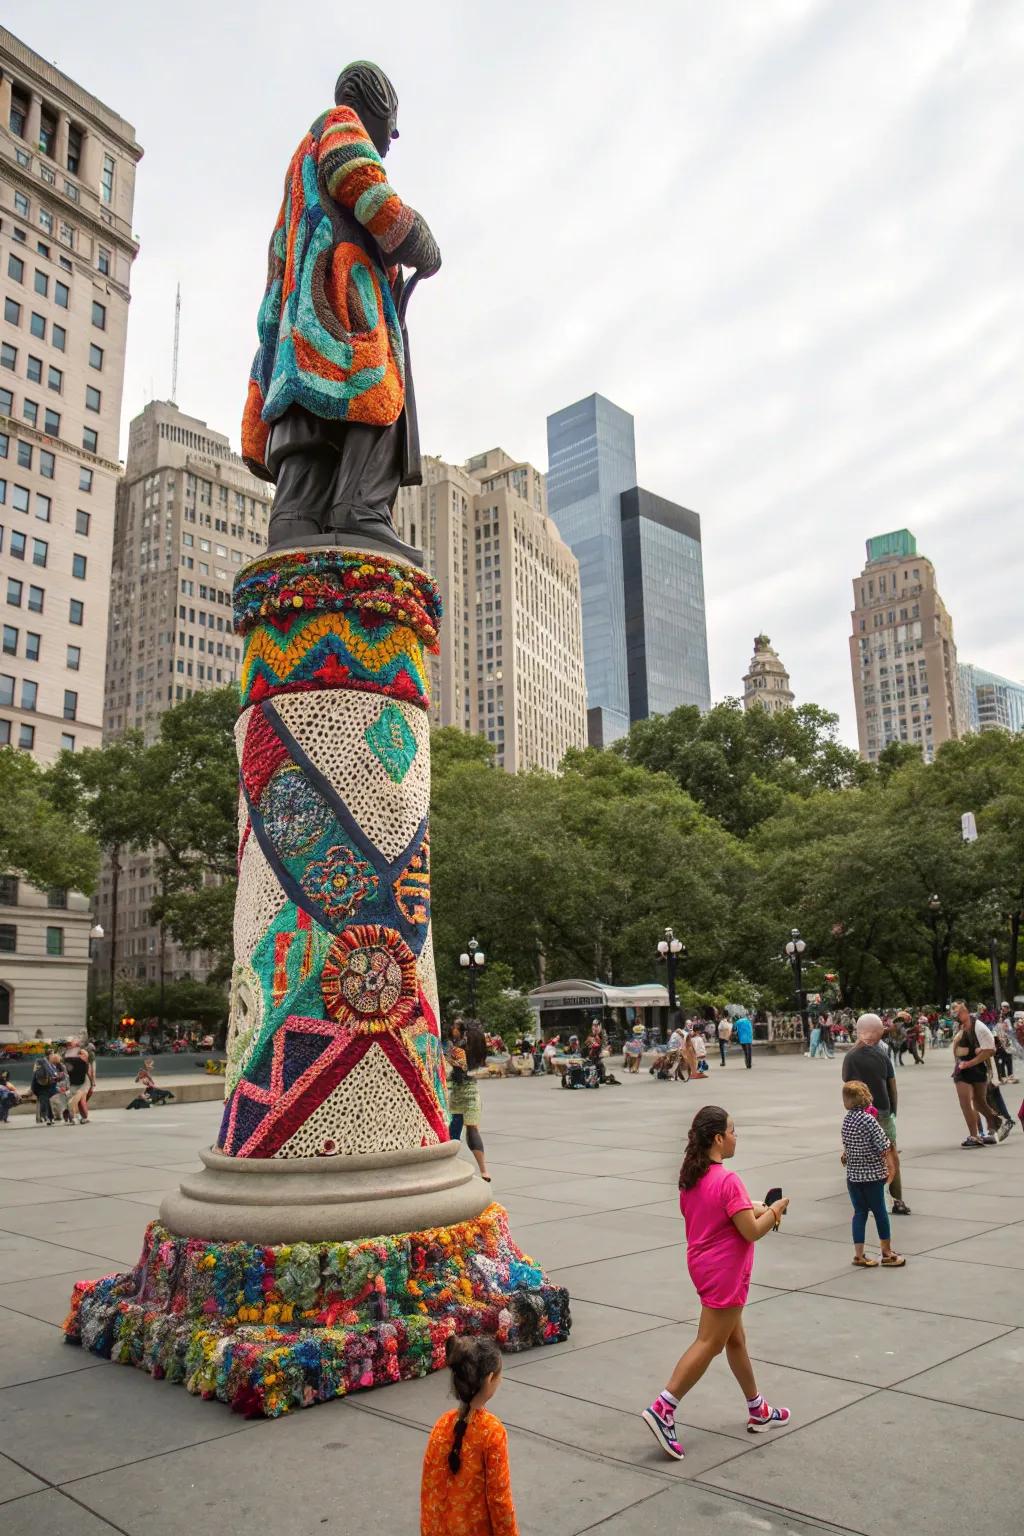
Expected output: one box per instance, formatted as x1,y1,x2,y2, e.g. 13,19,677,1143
784,928,809,1041
927,894,947,1006
87,923,104,1038
459,937,485,1017
657,927,686,1034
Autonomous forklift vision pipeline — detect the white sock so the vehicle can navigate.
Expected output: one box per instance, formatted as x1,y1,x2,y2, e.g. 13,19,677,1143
747,1393,764,1411
659,1389,679,1410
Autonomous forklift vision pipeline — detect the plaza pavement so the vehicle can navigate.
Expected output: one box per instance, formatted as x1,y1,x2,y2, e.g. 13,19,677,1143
1,1047,1022,1535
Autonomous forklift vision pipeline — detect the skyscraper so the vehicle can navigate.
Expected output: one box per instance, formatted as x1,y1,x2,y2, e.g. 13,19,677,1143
956,663,1024,736
98,401,271,987
394,449,587,773
743,634,794,715
849,530,960,763
547,394,711,746
0,28,142,1037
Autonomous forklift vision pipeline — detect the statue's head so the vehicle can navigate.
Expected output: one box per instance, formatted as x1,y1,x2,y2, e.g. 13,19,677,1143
335,61,400,158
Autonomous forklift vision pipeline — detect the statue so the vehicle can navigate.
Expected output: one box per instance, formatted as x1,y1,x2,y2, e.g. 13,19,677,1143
241,62,441,564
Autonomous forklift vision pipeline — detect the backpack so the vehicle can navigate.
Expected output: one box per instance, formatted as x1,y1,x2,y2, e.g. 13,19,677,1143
33,1059,53,1087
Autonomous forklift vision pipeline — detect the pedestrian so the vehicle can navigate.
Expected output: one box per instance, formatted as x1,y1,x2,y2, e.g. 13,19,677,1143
0,1068,20,1122
447,1021,491,1182
585,1020,607,1084
623,1023,645,1074
51,1052,73,1124
420,1335,518,1536
734,1012,753,1070
994,1006,1017,1085
841,1081,907,1268
716,1015,733,1067
805,1016,822,1059
30,1051,57,1124
641,1104,790,1460
542,1037,558,1074
691,1026,709,1076
950,1001,1011,1146
842,1014,911,1214
64,1039,94,1124
127,1059,175,1110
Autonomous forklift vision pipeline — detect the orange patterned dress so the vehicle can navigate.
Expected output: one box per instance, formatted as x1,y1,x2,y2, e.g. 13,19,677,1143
421,1408,519,1536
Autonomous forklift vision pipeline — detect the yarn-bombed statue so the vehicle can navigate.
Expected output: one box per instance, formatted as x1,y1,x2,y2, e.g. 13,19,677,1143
241,62,440,563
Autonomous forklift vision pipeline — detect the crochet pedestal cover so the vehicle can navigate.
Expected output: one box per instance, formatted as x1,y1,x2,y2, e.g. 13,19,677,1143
64,550,570,1414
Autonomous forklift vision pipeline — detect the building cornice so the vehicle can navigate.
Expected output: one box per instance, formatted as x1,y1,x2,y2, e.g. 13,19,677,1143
0,29,142,160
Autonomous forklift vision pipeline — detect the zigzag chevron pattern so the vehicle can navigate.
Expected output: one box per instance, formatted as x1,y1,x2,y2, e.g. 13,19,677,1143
240,609,430,710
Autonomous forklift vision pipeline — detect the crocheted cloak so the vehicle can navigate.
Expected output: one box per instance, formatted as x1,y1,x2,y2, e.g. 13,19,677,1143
241,107,418,478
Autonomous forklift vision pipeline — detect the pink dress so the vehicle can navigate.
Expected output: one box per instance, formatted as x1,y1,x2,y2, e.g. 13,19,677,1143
679,1163,754,1309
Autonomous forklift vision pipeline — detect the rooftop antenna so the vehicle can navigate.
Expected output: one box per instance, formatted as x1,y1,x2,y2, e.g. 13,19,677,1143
170,283,181,405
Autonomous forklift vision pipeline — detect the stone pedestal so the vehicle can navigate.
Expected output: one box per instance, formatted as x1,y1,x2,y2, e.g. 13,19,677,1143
65,548,569,1413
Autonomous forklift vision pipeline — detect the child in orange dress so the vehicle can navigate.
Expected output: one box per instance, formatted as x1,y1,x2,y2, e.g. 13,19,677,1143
421,1335,519,1536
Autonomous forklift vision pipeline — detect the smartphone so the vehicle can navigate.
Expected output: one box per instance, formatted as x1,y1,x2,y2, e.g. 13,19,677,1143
764,1186,782,1206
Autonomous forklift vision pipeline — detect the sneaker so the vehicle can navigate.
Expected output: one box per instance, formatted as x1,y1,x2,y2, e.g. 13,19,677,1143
980,1133,997,1145
960,1136,982,1147
642,1400,685,1460
747,1401,791,1434
891,1199,912,1215
997,1118,1013,1142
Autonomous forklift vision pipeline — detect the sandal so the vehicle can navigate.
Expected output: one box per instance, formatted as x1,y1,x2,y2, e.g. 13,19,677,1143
880,1252,906,1267
852,1254,879,1267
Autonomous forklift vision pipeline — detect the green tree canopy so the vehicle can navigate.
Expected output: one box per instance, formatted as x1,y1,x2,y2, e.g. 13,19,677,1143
0,748,98,893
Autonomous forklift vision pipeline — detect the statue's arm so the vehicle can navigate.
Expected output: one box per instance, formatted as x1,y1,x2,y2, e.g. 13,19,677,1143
316,108,441,275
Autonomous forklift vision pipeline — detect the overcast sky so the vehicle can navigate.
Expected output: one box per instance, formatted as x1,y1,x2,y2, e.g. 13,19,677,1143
11,0,1022,743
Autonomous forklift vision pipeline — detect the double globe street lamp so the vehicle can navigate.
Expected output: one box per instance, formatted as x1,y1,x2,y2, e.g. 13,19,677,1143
785,928,809,1041
657,927,686,1020
459,937,485,1018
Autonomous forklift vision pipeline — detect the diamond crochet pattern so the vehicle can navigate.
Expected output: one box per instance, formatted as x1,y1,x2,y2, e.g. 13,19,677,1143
365,702,417,784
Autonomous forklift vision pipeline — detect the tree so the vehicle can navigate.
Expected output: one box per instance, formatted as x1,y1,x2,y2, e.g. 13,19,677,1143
0,748,98,894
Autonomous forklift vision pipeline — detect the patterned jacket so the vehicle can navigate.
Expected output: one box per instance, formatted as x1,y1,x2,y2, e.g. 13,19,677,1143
241,106,437,478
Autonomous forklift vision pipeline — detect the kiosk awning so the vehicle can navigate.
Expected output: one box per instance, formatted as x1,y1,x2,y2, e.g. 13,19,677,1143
527,979,670,1011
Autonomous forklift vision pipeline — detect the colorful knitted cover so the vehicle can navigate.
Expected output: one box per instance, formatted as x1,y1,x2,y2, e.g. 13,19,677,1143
241,106,415,476
64,1206,571,1418
221,550,446,1161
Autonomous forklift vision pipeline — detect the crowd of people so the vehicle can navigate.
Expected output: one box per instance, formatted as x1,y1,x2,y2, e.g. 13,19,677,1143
0,1040,180,1123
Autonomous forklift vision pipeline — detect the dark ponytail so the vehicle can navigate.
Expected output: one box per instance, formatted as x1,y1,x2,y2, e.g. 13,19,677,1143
445,1334,502,1473
679,1104,729,1190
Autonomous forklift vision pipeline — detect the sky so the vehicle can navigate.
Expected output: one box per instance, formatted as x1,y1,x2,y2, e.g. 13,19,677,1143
10,0,1023,744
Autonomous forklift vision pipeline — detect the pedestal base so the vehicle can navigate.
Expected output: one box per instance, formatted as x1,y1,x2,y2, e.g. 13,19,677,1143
160,1141,490,1244
63,1204,570,1418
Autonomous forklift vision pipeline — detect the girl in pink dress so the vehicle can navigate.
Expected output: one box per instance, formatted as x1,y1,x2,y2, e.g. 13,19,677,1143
642,1104,791,1460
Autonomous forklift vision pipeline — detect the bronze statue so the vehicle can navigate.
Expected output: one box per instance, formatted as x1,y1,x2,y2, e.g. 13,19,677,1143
241,62,440,562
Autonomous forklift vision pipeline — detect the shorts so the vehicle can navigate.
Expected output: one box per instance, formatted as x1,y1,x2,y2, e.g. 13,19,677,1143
956,1064,988,1085
876,1110,898,1150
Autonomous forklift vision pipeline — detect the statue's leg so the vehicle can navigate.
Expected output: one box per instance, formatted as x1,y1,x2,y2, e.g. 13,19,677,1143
325,420,423,564
266,408,338,551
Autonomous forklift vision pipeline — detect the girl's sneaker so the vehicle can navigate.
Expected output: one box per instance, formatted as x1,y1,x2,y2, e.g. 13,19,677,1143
641,1399,685,1460
747,1401,791,1434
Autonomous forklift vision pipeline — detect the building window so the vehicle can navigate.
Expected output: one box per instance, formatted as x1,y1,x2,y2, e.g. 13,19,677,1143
85,386,101,413
14,191,29,218
12,485,29,513
67,125,82,174
43,408,60,435
7,255,24,285
55,281,69,309
32,538,47,568
39,209,53,236
91,300,106,330
88,343,103,370
60,732,75,752
27,586,43,614
79,467,93,492
22,401,37,427
0,389,11,414
101,155,115,204
35,494,51,522
52,324,66,352
27,355,42,383
46,926,64,956
16,442,32,469
4,298,20,326
82,427,98,454
0,343,17,371
18,723,34,750
21,679,37,710
66,644,80,670
0,924,16,953
40,450,55,478
75,509,90,536
0,675,13,706
72,553,86,579
25,633,39,662
69,598,83,625
10,531,25,560
29,311,45,339
0,721,8,746
97,247,110,276
1,626,15,655
63,689,77,720
7,579,22,607
0,876,18,906
48,366,63,393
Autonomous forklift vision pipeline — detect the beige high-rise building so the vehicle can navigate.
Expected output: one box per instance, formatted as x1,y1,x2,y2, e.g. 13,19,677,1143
98,401,271,987
743,634,794,715
0,29,141,1038
849,529,960,764
394,448,587,772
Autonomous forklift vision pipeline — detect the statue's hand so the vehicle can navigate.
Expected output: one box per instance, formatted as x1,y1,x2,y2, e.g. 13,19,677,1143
397,210,442,277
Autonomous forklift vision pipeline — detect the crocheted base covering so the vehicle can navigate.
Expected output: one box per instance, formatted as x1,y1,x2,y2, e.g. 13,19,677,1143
63,1204,570,1419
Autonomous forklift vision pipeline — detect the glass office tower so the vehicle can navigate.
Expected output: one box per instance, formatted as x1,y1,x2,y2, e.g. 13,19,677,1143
546,395,637,746
621,489,711,719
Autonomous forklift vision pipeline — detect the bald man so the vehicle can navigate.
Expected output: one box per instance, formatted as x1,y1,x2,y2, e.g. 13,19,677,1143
842,1013,911,1215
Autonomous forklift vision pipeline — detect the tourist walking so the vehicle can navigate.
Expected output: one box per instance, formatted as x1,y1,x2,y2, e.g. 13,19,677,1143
64,1039,94,1124
421,1335,518,1536
30,1052,57,1124
994,1006,1017,1084
641,1104,790,1460
842,1014,911,1214
734,1013,753,1069
841,1081,906,1267
716,1015,732,1066
447,1020,491,1181
623,1023,645,1073
951,1001,1011,1146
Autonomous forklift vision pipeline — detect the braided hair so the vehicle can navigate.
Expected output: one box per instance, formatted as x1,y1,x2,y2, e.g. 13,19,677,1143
334,60,399,119
445,1335,501,1473
679,1104,729,1190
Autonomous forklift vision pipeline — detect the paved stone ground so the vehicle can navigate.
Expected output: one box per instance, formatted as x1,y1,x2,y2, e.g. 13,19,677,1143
1,1048,1022,1535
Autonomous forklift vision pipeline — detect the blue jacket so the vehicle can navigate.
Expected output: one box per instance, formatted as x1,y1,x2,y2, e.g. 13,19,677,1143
734,1016,753,1044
